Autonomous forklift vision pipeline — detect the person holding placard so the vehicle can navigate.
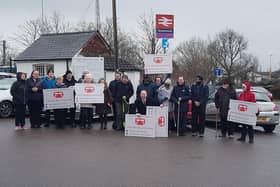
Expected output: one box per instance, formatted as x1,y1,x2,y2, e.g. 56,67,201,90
171,76,191,136
96,78,113,130
136,75,157,101
79,73,95,130
114,75,134,131
52,76,67,129
237,82,256,144
135,90,160,115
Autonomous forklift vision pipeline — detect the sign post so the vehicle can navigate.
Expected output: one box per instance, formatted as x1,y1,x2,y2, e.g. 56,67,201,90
156,14,174,39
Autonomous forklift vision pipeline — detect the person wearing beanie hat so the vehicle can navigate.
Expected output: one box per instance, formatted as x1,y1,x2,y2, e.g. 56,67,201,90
191,74,209,137
215,78,237,138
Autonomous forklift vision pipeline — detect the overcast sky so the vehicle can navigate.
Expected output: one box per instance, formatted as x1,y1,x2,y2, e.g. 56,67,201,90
1,0,279,71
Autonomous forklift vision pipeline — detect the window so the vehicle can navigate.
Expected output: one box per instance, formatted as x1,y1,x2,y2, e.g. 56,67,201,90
32,63,54,77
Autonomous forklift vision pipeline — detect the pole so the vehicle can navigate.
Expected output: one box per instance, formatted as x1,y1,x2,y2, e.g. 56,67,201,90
2,40,6,66
177,101,180,136
112,0,119,71
9,57,12,73
269,54,272,80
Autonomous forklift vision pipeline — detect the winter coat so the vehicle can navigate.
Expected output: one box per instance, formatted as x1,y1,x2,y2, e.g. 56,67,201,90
114,81,134,103
53,83,67,89
26,77,43,103
158,85,173,112
136,81,157,100
134,97,160,115
63,77,76,88
96,88,113,114
42,76,56,89
191,83,209,107
215,86,237,119
10,72,27,105
109,79,120,100
170,83,191,112
239,82,256,102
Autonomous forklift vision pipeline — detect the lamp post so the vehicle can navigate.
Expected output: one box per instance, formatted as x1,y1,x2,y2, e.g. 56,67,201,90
112,0,119,71
269,54,272,80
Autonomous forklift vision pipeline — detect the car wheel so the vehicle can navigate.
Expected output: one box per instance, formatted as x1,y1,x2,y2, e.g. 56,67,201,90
263,125,276,133
0,101,13,118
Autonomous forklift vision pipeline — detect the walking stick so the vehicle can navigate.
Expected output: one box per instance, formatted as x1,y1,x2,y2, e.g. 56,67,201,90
215,109,218,138
122,97,129,129
177,101,180,137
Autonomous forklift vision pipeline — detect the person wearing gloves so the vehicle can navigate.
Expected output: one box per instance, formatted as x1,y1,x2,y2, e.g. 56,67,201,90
237,81,256,144
79,73,95,129
191,75,209,137
41,69,56,127
95,78,113,130
10,72,28,130
158,78,174,130
114,74,134,131
170,76,191,136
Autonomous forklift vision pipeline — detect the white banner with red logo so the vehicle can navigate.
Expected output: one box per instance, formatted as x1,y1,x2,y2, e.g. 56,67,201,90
125,106,169,138
125,114,156,138
146,106,168,137
43,88,74,110
227,99,258,126
144,54,172,74
75,83,104,104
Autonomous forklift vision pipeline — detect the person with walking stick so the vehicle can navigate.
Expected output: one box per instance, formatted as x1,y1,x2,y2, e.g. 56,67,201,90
171,76,190,136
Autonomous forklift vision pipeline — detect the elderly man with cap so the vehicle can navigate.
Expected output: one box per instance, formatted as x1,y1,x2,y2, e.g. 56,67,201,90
215,79,237,138
191,75,209,137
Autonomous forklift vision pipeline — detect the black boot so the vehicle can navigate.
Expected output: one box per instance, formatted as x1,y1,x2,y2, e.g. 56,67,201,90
104,122,107,130
100,122,103,130
237,134,246,142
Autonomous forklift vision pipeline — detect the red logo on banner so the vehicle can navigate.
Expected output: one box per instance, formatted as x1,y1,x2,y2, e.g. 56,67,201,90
85,86,95,93
158,116,165,127
135,117,146,126
238,104,248,112
156,15,174,29
53,92,64,99
153,57,163,64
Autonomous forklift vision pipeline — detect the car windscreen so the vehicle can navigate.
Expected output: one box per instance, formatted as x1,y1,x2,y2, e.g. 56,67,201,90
0,78,16,90
236,91,271,102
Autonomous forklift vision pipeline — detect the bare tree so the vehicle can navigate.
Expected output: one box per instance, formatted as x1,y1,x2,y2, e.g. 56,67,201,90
208,29,253,81
0,38,18,65
137,11,161,55
173,38,216,83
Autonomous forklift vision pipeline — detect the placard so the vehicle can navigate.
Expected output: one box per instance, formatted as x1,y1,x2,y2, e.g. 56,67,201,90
147,106,168,137
144,54,172,74
75,83,104,104
43,88,74,110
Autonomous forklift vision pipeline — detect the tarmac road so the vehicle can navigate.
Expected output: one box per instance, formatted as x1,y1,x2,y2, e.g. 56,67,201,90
0,118,280,187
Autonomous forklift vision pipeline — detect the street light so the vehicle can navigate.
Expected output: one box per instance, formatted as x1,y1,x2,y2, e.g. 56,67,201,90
270,54,272,80
112,0,119,71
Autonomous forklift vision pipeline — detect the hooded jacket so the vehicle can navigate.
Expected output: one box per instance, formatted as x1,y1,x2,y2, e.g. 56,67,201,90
10,72,27,105
191,82,209,107
115,81,134,103
136,79,157,100
239,82,256,102
42,76,56,89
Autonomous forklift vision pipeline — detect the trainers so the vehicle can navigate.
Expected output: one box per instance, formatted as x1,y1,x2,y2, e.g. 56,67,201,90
192,133,197,137
14,126,21,130
22,126,29,130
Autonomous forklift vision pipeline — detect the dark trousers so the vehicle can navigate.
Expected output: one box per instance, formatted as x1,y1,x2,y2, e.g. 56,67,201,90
99,113,108,129
221,116,234,136
54,109,66,128
67,107,76,126
45,110,51,125
175,111,187,135
80,108,93,128
192,105,206,134
15,104,26,127
115,101,129,130
241,125,254,140
28,101,42,128
112,102,117,122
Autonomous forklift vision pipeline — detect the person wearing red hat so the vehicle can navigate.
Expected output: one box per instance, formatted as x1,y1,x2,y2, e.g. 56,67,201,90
237,81,256,143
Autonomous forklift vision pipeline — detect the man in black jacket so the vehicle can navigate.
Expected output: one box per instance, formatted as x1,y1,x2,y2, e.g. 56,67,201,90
114,74,134,130
215,79,237,138
134,90,160,115
191,75,209,137
109,72,121,129
170,76,191,136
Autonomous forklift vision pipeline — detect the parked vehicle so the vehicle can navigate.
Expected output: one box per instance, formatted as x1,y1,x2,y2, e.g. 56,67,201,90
0,72,16,80
251,86,273,101
206,88,279,133
0,78,16,117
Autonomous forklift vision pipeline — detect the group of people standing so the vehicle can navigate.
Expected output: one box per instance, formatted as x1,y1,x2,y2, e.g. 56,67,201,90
10,69,256,143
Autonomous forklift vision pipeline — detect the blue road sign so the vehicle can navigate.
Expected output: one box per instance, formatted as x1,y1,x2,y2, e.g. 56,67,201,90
162,38,169,49
215,68,222,77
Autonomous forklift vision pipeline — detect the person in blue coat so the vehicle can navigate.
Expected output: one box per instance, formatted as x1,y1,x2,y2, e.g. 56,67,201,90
41,69,56,127
191,75,209,137
136,75,157,101
170,76,191,136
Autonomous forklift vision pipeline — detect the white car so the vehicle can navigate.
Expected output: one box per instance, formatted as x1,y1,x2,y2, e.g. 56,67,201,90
0,78,16,118
206,88,279,133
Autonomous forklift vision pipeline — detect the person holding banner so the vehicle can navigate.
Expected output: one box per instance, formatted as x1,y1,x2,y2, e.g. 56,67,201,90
10,72,28,130
171,76,191,136
63,70,77,128
96,79,113,130
52,76,67,129
136,75,157,101
79,73,95,129
237,82,256,144
115,75,134,131
215,79,237,138
42,69,56,128
26,70,43,128
109,72,121,129
191,75,209,137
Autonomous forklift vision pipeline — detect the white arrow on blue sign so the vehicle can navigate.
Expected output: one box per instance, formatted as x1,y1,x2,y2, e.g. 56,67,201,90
215,68,223,77
162,38,169,49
